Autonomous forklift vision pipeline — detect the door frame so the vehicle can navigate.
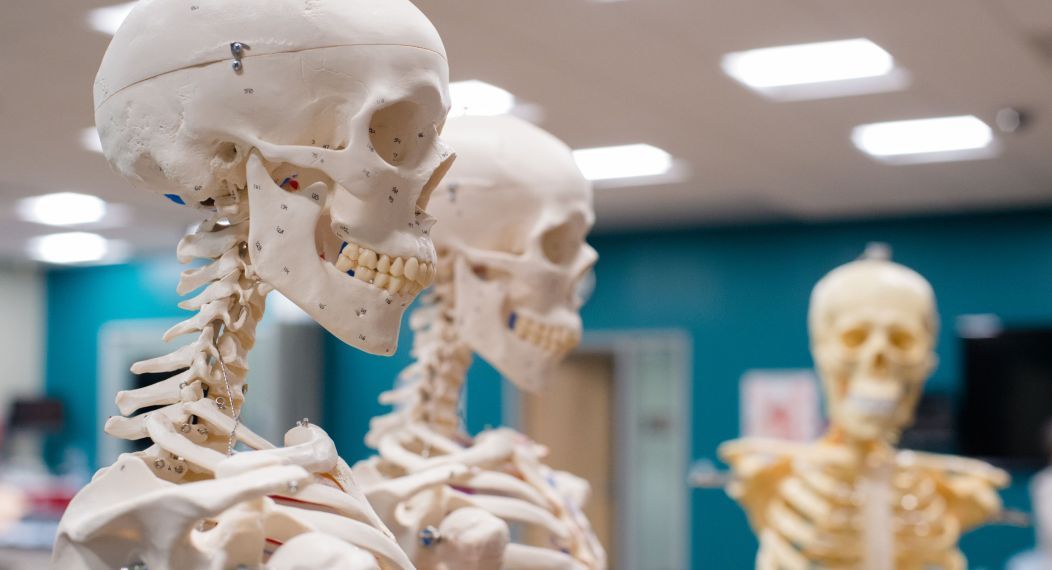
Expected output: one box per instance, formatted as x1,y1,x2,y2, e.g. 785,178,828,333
503,329,693,569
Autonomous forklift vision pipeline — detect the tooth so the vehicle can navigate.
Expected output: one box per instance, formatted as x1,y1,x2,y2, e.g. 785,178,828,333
523,319,537,339
374,274,389,289
335,256,354,272
377,255,391,274
404,257,420,281
387,276,403,294
408,282,422,296
422,263,435,286
360,249,378,269
391,257,405,277
551,330,568,349
357,268,376,283
345,243,360,261
529,328,542,344
545,335,558,351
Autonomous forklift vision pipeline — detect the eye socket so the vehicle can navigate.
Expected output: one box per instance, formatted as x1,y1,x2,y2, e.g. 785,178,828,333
540,220,586,265
841,327,869,348
369,101,424,167
889,327,916,350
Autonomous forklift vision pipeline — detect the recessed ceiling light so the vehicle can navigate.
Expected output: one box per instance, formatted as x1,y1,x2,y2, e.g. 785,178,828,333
449,80,516,117
722,38,908,101
852,115,998,164
572,144,674,181
88,1,137,35
81,127,103,154
27,232,128,265
17,192,108,226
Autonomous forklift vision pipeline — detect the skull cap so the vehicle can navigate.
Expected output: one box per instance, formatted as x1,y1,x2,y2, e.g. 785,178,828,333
94,0,447,110
809,257,938,337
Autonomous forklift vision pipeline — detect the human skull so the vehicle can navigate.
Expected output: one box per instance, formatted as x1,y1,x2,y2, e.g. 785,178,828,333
429,116,597,391
809,256,939,443
94,0,455,355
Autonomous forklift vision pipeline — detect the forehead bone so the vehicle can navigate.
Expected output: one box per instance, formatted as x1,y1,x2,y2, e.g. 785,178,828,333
430,115,593,252
808,259,938,336
94,0,446,109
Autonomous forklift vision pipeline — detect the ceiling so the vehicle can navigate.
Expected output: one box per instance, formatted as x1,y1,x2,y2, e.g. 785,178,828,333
2,0,1052,262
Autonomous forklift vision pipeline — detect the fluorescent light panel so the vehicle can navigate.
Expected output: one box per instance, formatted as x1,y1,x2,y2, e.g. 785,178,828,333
448,80,516,117
722,38,908,101
852,115,997,164
17,192,108,226
572,144,673,181
27,232,128,265
88,1,136,35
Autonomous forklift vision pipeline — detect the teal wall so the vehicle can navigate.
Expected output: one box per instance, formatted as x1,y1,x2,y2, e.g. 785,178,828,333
578,209,1052,568
45,257,188,466
45,208,1052,567
323,315,505,464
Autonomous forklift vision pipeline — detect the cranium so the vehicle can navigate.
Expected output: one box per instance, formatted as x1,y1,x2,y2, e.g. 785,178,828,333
93,0,455,355
429,115,597,390
809,256,939,443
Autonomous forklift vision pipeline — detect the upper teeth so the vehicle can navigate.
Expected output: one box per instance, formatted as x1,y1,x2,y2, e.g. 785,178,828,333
509,312,580,354
333,241,435,296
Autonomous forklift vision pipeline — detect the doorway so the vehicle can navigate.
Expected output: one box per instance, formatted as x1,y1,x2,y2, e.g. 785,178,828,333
520,352,617,565
508,331,691,570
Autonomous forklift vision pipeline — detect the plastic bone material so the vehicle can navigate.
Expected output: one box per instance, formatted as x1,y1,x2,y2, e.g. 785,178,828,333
93,0,454,355
54,1,454,568
353,116,606,569
719,255,1009,570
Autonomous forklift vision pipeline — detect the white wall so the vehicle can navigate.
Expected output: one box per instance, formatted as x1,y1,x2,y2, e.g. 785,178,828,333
0,264,44,421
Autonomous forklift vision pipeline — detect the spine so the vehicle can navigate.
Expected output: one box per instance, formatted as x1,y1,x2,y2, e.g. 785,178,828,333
366,261,472,449
104,197,272,481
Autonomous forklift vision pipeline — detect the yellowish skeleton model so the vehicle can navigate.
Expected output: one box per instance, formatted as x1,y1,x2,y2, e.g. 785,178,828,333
353,115,607,569
720,253,1009,570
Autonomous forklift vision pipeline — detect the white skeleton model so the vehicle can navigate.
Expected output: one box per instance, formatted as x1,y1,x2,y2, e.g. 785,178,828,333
353,115,607,569
52,0,458,568
720,254,1009,570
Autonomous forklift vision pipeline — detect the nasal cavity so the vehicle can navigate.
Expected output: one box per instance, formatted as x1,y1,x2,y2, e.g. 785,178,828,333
418,153,456,211
872,352,889,373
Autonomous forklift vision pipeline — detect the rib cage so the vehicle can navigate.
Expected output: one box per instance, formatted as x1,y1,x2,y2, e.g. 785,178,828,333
722,438,1002,570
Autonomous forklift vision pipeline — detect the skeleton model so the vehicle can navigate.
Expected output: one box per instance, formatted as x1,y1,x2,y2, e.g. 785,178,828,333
720,254,1009,570
353,115,607,569
52,0,457,568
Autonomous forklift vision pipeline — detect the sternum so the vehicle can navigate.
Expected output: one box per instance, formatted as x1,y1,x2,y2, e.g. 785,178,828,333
860,459,895,570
